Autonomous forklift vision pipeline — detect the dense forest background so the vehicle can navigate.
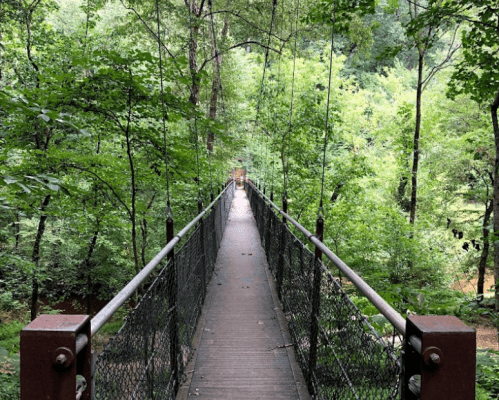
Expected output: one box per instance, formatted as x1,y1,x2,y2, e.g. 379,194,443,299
1,0,498,398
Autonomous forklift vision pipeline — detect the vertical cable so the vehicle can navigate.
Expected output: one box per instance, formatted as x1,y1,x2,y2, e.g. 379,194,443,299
155,0,171,209
320,6,337,211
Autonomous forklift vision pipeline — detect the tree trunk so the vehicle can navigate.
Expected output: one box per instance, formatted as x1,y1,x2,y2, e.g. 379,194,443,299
207,10,229,151
409,52,424,227
30,194,51,321
14,212,20,249
125,126,139,276
83,227,99,314
491,88,499,312
124,79,140,276
186,0,202,107
477,199,492,296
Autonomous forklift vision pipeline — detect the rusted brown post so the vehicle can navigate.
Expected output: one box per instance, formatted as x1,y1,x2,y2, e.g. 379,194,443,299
21,315,91,400
282,195,288,225
166,210,179,394
276,194,288,300
403,316,476,400
307,211,324,395
198,199,207,299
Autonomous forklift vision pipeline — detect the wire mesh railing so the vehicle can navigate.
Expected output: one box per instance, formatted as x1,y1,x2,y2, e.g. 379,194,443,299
245,181,401,399
93,182,235,400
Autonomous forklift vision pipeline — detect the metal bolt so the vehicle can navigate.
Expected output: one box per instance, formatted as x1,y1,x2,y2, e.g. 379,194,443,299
55,354,67,365
430,353,441,365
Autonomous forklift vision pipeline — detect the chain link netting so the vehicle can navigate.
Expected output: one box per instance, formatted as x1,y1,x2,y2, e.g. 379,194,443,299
94,183,235,400
246,181,401,400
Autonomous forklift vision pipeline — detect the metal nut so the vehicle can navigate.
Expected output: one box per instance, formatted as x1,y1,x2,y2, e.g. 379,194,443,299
55,354,67,365
53,347,74,368
430,353,441,365
422,346,443,367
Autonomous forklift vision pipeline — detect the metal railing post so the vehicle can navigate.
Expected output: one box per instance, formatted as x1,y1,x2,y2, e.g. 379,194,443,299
403,316,476,399
282,195,288,225
276,195,288,299
198,199,207,298
307,214,324,395
166,214,180,394
21,315,92,400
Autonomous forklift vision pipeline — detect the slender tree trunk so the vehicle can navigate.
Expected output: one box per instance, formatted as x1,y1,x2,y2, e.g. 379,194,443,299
409,52,424,227
139,192,156,268
84,0,90,51
30,194,51,321
83,227,99,314
207,10,229,151
125,125,139,275
186,0,201,107
14,212,20,249
478,199,493,296
25,7,40,88
140,219,148,268
124,80,140,276
491,88,499,312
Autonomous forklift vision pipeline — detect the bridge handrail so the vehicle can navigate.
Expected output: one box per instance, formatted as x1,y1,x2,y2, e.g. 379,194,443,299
246,180,408,338
72,180,235,354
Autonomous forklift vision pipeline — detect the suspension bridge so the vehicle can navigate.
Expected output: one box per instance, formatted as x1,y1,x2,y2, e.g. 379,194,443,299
20,180,476,400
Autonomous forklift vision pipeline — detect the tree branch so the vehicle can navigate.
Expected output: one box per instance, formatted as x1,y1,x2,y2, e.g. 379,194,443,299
65,164,132,218
199,40,281,71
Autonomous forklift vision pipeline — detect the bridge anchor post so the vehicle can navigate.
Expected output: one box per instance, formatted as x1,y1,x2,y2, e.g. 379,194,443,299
20,315,92,400
402,315,475,400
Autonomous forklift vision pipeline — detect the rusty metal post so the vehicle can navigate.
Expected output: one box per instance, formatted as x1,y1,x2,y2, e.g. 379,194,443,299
166,213,179,394
276,195,288,300
403,316,476,400
307,214,324,395
282,195,288,225
198,199,207,299
264,205,273,263
21,315,91,400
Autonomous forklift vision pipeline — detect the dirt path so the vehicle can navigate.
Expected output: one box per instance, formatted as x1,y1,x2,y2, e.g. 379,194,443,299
452,272,498,351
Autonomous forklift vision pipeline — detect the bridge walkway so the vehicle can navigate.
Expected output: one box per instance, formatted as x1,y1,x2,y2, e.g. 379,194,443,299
177,187,310,399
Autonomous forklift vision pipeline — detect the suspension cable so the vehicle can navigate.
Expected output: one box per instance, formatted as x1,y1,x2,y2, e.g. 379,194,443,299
187,4,202,202
319,6,337,211
208,0,227,117
255,0,278,122
285,0,300,197
155,0,171,209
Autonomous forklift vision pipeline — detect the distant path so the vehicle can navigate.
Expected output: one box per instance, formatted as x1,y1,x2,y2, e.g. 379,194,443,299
177,187,310,399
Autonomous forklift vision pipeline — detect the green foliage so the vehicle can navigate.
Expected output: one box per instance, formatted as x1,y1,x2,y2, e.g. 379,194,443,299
0,346,20,400
0,322,23,354
476,349,499,399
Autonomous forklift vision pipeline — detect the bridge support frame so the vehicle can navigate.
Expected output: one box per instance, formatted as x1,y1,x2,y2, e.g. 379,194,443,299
20,315,92,400
403,315,476,400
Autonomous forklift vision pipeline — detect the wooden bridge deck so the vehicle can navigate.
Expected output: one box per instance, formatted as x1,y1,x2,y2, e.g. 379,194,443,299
177,187,310,400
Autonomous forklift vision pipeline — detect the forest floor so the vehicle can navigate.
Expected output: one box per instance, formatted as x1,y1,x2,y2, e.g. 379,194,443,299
452,271,498,351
